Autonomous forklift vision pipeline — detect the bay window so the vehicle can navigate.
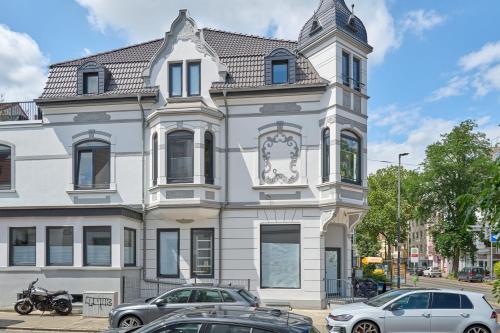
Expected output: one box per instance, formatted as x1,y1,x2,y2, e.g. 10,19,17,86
353,57,361,91
322,128,330,182
74,140,110,190
9,227,36,266
261,224,300,289
342,52,350,86
204,131,214,184
124,228,136,267
152,132,158,186
0,144,11,190
191,229,214,278
46,227,73,266
157,229,179,277
84,226,111,266
167,130,194,183
340,131,361,184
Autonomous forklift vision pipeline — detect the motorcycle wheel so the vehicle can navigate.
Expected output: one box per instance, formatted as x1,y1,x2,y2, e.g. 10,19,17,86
54,299,72,316
14,300,33,315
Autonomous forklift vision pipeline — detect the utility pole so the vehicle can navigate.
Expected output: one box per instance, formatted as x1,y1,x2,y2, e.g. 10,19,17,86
397,152,409,288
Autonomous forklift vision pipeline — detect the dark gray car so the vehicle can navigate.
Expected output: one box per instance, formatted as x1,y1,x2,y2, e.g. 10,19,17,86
458,267,485,282
108,286,259,328
104,306,318,333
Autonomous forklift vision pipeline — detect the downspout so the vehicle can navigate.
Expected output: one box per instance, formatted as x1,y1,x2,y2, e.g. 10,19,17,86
219,89,230,281
137,94,147,280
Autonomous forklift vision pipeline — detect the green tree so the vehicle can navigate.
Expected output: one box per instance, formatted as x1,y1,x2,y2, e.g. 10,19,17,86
415,120,492,275
477,157,500,228
355,166,416,259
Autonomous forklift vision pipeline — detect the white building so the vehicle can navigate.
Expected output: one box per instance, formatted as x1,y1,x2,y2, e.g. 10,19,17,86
0,0,371,309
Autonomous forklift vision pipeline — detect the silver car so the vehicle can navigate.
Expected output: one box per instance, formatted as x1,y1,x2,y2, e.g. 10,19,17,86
109,285,259,328
326,288,499,333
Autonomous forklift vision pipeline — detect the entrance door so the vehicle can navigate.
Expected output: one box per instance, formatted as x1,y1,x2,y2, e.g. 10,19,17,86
325,248,341,296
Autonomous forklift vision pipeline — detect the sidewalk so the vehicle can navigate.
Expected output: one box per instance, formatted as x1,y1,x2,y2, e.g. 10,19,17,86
0,311,108,332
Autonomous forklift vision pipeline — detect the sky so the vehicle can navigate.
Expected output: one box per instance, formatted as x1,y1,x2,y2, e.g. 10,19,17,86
0,0,499,174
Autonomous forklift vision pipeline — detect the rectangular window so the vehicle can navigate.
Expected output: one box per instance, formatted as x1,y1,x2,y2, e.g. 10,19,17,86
9,227,36,266
46,227,73,266
84,226,111,266
74,141,110,190
157,229,179,277
187,62,201,96
169,63,183,97
83,72,99,94
191,229,214,278
0,145,12,190
431,292,461,309
353,57,361,91
272,60,288,84
260,224,300,289
124,228,136,267
342,52,350,86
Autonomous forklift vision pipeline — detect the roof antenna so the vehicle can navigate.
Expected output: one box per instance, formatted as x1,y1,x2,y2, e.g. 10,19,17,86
351,3,355,14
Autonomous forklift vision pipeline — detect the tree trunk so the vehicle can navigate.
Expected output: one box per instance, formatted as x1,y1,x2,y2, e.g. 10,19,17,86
452,248,460,276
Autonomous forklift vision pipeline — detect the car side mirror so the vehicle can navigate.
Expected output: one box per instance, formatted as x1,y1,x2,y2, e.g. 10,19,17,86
154,299,167,306
388,303,402,311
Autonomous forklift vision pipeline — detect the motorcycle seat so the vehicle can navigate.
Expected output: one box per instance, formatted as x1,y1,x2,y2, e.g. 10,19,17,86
47,290,67,297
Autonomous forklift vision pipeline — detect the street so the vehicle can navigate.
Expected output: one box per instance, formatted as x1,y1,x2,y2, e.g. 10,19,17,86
413,276,497,305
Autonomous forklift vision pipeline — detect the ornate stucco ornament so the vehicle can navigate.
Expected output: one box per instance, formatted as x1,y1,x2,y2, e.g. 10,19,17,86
261,130,300,184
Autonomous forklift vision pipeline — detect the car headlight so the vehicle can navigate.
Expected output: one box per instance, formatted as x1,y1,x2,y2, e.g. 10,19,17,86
328,314,353,321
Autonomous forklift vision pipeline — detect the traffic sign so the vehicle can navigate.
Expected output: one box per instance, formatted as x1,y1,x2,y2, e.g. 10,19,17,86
491,233,499,243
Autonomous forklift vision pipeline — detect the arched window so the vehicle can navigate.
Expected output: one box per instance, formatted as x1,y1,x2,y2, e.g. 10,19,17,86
167,130,194,183
74,140,110,190
340,131,361,184
152,133,158,186
204,131,214,184
0,144,12,190
322,128,330,183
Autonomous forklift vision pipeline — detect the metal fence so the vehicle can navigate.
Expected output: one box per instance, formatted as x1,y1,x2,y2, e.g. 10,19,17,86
122,276,251,303
0,101,41,121
325,278,379,305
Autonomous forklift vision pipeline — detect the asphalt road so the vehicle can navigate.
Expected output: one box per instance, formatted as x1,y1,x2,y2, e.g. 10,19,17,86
411,276,497,305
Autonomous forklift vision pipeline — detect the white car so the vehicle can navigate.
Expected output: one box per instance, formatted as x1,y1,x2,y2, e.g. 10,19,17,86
326,288,499,333
423,267,442,278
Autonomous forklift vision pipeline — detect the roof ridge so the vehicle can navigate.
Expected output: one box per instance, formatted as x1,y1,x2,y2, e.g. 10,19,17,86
203,27,297,44
50,37,164,68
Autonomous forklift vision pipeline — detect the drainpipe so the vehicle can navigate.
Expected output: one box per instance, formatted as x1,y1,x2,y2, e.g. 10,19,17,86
137,94,147,280
219,89,230,281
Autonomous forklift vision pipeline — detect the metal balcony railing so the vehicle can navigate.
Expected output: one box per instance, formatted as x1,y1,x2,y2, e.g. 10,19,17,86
0,101,41,121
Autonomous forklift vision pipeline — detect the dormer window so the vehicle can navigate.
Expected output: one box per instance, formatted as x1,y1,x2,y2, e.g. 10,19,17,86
310,18,322,36
272,60,288,84
83,72,98,94
77,61,106,95
265,48,296,85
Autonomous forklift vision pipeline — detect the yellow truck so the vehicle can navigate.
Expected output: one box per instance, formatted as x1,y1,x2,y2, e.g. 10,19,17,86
361,257,385,275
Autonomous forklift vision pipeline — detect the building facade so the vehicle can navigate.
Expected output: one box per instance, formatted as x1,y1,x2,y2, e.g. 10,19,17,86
0,0,371,309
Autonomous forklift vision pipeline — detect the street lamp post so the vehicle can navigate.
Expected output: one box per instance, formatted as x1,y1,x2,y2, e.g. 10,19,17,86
397,152,409,289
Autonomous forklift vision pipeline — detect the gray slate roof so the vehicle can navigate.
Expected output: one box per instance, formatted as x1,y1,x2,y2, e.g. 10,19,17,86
298,0,369,50
39,29,325,100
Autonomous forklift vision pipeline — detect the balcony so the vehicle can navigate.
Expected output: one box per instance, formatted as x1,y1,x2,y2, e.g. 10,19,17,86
0,101,41,121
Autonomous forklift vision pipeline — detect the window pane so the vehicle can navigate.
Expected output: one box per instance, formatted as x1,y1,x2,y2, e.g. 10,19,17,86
162,289,191,303
221,290,236,302
272,61,288,84
0,144,11,190
156,323,202,333
322,128,330,182
342,52,350,86
93,146,110,188
192,290,222,303
208,324,251,333
340,133,360,183
393,293,429,310
124,228,136,266
188,62,200,96
152,133,158,185
353,58,361,91
261,225,300,288
192,229,213,277
84,227,111,266
77,151,93,187
167,131,194,183
158,230,179,277
204,132,214,184
169,64,182,97
461,295,474,309
431,293,460,309
10,228,36,266
75,141,110,189
47,227,73,265
83,73,98,94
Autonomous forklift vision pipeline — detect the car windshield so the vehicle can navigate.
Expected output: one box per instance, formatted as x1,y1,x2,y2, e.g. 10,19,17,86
238,289,257,303
364,289,413,307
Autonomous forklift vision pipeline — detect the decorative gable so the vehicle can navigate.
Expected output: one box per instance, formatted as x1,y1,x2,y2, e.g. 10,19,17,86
264,48,296,85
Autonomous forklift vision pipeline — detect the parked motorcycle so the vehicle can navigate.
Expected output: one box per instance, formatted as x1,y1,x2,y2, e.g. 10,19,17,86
14,279,72,315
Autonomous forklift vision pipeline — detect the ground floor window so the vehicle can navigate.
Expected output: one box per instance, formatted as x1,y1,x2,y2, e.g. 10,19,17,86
260,224,300,289
157,229,179,277
9,227,36,266
191,228,214,278
83,226,111,266
124,228,136,266
46,227,73,266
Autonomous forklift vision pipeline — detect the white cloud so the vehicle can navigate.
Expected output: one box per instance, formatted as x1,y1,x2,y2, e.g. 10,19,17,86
459,41,500,71
429,75,469,101
0,25,47,101
370,104,421,135
74,0,442,67
83,47,92,56
401,10,446,36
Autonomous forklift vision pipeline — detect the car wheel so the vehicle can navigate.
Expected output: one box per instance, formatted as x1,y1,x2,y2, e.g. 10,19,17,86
352,321,379,333
119,315,142,328
464,324,490,333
